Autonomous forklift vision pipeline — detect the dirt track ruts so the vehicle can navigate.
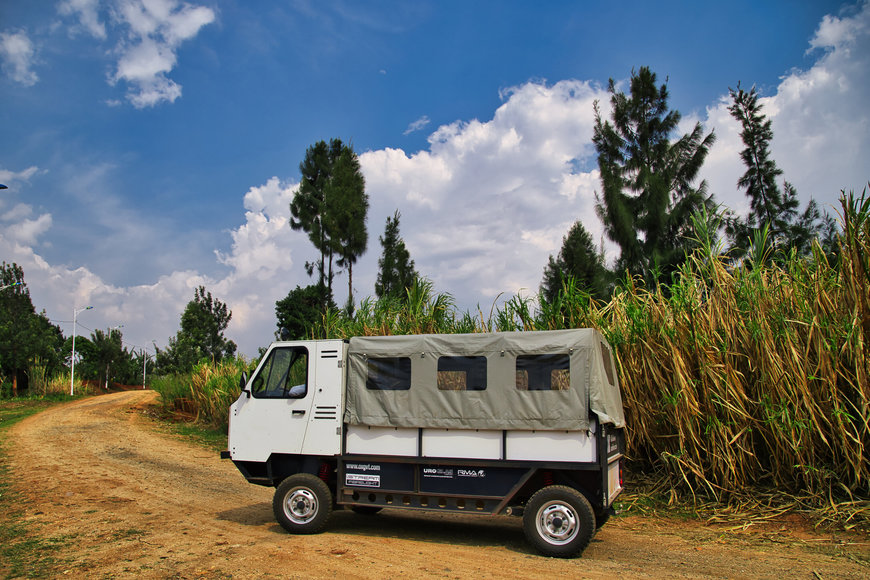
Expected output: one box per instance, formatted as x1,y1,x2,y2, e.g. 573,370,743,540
6,391,868,578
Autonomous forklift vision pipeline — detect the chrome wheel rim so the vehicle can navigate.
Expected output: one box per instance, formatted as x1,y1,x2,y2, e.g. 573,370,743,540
535,500,578,545
283,487,318,524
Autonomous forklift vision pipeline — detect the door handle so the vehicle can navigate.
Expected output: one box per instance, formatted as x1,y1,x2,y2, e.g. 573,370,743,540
292,410,305,416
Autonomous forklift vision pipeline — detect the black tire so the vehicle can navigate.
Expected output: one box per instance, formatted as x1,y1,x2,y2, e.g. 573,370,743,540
595,507,612,530
350,505,383,515
273,474,333,534
523,485,595,558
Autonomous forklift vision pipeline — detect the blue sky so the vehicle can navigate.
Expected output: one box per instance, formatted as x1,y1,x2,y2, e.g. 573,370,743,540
1,0,868,357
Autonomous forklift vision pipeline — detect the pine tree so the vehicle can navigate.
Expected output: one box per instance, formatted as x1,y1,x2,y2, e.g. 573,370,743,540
290,139,368,307
328,146,369,312
375,210,417,300
726,84,833,257
540,221,608,303
157,286,236,373
728,84,788,230
593,67,716,285
291,139,342,294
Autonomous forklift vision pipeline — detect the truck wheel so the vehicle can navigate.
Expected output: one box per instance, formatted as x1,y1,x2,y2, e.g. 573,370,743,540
273,474,333,534
523,485,595,558
595,507,612,530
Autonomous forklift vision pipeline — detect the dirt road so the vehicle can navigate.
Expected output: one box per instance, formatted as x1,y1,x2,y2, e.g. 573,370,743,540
6,391,868,578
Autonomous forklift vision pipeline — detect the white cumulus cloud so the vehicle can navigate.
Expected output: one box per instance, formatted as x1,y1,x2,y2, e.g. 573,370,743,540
58,0,107,39
358,79,610,308
58,0,216,108
0,30,39,86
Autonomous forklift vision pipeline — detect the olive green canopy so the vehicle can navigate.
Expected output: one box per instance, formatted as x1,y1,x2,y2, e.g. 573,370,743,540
344,329,624,431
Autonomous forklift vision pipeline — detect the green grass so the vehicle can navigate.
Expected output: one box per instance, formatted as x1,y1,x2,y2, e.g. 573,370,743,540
163,420,229,453
0,398,73,578
144,403,229,453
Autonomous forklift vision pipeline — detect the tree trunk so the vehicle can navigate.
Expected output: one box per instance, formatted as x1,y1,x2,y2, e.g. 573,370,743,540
348,262,354,308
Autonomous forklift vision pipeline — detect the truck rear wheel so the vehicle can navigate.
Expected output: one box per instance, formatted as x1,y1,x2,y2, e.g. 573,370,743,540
523,485,595,558
273,474,332,534
595,506,612,530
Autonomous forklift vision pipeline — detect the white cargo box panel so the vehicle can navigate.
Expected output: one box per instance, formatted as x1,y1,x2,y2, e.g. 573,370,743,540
345,425,418,456
505,430,596,462
421,428,502,460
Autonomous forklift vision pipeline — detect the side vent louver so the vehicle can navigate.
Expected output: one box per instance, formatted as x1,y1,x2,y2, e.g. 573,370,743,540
320,349,339,359
314,405,338,420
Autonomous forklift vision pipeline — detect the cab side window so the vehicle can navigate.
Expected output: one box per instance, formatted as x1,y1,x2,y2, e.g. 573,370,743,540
250,347,308,398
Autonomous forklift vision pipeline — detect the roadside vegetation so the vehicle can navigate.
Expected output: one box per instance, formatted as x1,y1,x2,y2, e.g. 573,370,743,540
150,357,253,429
0,396,74,578
146,188,870,532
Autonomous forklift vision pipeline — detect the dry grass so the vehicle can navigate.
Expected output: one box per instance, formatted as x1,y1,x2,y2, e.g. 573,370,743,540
151,357,251,429
164,189,869,529
497,190,869,528
320,189,870,528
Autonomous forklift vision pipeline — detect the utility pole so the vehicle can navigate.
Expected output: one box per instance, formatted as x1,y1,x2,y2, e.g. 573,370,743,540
70,305,93,396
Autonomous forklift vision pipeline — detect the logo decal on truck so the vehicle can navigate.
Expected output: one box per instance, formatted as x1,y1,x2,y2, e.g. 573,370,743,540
346,463,381,472
457,469,485,478
346,473,381,487
422,467,454,479
607,433,619,454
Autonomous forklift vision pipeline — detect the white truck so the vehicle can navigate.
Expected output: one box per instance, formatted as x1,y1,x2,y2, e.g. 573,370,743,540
223,328,625,557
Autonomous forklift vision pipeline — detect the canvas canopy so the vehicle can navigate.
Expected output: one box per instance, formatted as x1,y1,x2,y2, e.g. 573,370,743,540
344,329,625,431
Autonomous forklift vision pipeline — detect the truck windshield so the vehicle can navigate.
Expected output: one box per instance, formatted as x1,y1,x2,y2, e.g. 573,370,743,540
251,347,308,398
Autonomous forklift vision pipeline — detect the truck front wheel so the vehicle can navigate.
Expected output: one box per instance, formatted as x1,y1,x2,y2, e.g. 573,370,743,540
523,485,595,558
273,474,333,534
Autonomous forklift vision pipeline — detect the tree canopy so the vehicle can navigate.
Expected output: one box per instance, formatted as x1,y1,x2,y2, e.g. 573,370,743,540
725,84,835,259
0,262,64,395
329,146,369,311
375,210,418,301
290,138,369,308
157,286,236,373
275,284,337,341
593,66,716,285
72,327,142,388
540,220,609,303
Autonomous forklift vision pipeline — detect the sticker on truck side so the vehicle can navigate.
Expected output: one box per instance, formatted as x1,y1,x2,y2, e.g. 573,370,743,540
607,432,619,455
422,467,454,479
346,473,381,487
345,463,382,487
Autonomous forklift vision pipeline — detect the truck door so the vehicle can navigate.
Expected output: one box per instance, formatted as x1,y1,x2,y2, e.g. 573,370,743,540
228,344,316,462
300,341,345,455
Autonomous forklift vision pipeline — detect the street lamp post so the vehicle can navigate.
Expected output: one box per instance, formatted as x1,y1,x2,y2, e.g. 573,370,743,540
141,347,151,389
70,305,93,396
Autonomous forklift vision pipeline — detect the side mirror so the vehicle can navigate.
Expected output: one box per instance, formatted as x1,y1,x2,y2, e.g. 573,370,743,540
239,371,250,398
